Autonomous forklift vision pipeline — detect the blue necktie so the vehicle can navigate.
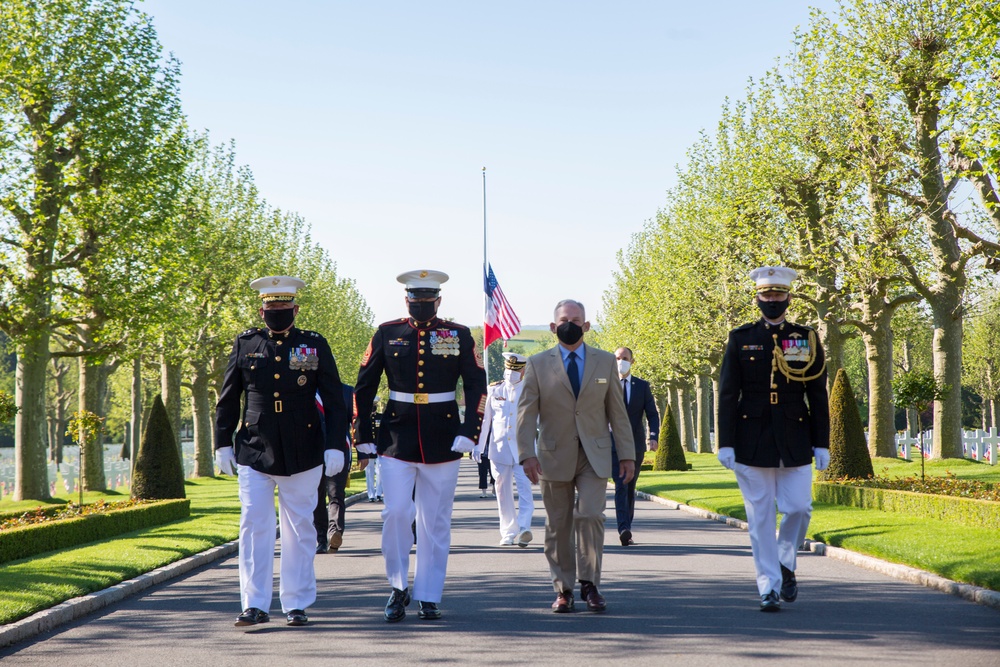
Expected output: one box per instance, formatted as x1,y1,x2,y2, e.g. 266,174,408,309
568,351,581,398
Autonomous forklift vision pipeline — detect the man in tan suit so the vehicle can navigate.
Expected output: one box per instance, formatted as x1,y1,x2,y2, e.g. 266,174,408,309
516,299,635,613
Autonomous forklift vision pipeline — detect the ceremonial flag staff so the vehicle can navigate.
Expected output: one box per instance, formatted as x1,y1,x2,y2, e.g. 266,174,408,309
482,167,522,385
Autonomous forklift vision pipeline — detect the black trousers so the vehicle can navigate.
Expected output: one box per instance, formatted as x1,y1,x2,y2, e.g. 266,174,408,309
313,448,352,544
477,451,494,489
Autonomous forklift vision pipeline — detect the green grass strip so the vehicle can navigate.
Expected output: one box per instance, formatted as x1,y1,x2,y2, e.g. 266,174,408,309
639,453,1000,591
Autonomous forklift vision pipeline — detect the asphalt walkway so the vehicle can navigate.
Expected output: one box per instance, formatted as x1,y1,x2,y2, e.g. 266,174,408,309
1,461,998,666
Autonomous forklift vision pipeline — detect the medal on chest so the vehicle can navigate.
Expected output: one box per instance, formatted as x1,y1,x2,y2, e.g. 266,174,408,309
290,345,319,371
781,338,810,363
430,329,460,356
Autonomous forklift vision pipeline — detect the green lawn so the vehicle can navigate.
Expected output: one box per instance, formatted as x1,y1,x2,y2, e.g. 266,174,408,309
638,452,1000,591
0,471,368,626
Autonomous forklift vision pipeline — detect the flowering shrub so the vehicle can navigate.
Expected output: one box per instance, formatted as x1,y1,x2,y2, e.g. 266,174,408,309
0,499,148,531
825,473,999,502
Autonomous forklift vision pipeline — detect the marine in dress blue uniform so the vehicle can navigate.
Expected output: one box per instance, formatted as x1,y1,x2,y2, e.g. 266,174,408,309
717,266,830,612
215,276,349,627
353,269,487,622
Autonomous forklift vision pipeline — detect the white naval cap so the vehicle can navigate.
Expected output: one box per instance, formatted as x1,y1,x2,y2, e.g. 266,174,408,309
249,275,305,302
502,352,528,369
749,266,797,293
397,269,449,297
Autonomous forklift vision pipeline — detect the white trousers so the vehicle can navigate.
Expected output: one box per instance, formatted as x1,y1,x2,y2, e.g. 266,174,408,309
365,457,383,498
490,460,534,540
237,464,323,613
734,463,814,595
379,456,460,603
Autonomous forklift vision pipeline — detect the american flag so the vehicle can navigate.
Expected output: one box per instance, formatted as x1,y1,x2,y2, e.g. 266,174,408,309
484,264,521,348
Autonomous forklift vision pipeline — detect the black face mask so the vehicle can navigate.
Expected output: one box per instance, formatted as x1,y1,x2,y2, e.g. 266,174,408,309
555,321,584,345
263,308,295,332
757,297,789,320
408,301,437,323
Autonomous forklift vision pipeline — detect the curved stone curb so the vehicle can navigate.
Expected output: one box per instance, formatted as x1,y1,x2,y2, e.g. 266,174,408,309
0,491,370,650
636,489,1000,612
0,540,238,649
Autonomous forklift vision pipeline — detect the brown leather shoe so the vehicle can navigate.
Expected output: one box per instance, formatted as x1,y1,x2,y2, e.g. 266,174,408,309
551,590,574,613
580,580,606,612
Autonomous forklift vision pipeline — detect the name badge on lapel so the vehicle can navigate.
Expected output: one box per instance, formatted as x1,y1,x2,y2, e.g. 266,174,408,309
596,378,607,384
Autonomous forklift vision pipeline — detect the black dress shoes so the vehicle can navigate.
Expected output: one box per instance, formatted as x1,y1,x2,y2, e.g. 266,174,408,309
417,601,442,620
235,607,270,627
286,609,308,626
619,529,632,546
759,590,781,612
384,587,411,623
780,565,798,602
580,580,607,612
316,542,328,554
551,590,574,613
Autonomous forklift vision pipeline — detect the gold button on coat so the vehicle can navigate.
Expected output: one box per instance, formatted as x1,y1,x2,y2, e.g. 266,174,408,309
273,392,280,397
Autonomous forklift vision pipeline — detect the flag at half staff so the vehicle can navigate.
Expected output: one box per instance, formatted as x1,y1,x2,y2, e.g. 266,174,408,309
484,263,520,348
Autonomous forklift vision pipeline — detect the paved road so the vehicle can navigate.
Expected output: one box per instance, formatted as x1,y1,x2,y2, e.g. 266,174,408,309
2,461,998,666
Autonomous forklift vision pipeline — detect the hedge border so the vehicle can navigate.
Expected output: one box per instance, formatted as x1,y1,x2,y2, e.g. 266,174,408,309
813,481,1000,530
0,499,190,565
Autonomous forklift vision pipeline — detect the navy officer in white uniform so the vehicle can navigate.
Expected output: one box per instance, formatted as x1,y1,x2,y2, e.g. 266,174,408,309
476,352,534,547
717,266,829,612
353,270,488,622
215,276,349,627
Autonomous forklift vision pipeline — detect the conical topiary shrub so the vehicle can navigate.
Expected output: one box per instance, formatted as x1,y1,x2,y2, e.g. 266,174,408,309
821,368,874,480
131,394,186,500
654,403,688,471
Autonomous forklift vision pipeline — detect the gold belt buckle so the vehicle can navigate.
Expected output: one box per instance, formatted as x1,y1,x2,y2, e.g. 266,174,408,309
413,393,429,405
275,400,283,413
770,392,778,405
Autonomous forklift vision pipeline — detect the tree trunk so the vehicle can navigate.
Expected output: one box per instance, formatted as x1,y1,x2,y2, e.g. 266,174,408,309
130,356,142,477
712,376,721,452
161,355,182,456
695,374,712,453
991,399,999,433
14,333,52,500
190,361,215,477
931,304,963,458
77,357,107,491
676,385,695,452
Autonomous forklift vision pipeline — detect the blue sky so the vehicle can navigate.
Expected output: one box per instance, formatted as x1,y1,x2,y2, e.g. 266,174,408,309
141,0,840,328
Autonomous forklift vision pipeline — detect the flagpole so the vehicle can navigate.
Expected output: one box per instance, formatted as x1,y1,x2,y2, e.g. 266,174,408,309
482,166,489,386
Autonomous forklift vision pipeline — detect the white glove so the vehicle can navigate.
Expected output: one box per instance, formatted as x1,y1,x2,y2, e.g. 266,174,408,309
215,446,236,476
451,435,476,454
717,447,735,471
324,449,345,476
472,443,484,464
356,443,377,455
813,448,830,471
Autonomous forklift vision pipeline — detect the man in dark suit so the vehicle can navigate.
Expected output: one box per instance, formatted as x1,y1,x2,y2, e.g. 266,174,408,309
611,347,660,546
717,266,829,612
313,383,356,553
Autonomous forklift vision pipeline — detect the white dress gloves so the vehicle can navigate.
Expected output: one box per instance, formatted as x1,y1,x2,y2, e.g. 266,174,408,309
717,447,736,471
215,446,236,476
324,449,345,476
356,443,377,455
451,435,476,454
813,447,830,471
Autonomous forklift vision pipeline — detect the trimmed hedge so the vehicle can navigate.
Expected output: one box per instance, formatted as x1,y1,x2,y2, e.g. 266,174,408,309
813,481,1000,531
0,498,190,565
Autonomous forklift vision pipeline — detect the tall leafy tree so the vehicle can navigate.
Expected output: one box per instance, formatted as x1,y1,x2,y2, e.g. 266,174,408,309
0,0,183,499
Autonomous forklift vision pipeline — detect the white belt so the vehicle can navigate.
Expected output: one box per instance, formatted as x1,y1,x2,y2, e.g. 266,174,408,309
388,390,456,405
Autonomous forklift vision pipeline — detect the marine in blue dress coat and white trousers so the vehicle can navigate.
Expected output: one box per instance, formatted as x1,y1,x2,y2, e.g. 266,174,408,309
717,266,830,612
214,276,350,627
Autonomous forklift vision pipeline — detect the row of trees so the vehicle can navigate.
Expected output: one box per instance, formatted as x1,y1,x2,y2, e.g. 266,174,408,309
598,0,1000,459
0,0,373,500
